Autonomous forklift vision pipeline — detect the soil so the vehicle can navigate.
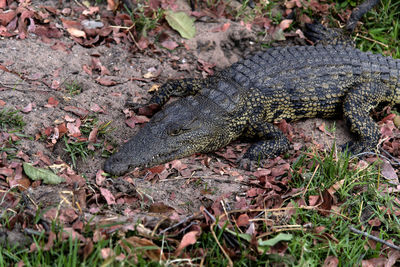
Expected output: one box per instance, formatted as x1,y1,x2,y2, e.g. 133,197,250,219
0,0,352,223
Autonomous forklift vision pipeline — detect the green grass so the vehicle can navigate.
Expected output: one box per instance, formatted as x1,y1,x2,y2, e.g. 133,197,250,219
64,81,83,96
0,108,25,132
287,149,397,265
63,116,113,168
125,2,164,38
0,230,158,266
354,0,400,58
0,108,26,159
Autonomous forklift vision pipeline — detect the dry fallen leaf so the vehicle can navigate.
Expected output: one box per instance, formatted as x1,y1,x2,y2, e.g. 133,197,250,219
100,187,116,205
323,255,339,267
381,160,398,185
237,214,250,227
45,97,59,108
67,27,86,38
0,10,17,26
279,19,293,31
175,231,199,256
96,77,118,86
161,40,179,50
0,0,7,9
22,102,33,113
100,248,114,259
211,22,230,32
64,106,89,118
66,122,81,137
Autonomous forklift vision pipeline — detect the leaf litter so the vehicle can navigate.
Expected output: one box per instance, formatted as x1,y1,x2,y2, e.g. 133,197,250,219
0,0,400,265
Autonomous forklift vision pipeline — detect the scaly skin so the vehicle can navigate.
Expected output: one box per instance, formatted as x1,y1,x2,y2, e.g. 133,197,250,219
104,43,400,175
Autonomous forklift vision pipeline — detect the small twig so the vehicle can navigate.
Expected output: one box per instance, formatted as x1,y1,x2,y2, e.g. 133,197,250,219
159,234,165,264
380,148,400,166
209,213,233,267
349,226,400,251
24,228,44,236
159,213,198,235
355,33,389,48
302,164,319,199
152,217,168,236
351,151,400,166
222,207,351,220
159,175,262,188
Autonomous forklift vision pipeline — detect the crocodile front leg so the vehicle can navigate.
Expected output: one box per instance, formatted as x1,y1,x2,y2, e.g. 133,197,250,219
342,83,387,154
242,122,290,164
150,78,207,106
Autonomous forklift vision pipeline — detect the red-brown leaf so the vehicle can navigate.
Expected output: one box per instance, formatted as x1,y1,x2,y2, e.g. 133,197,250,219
90,103,105,113
148,202,175,213
137,37,149,50
50,41,68,51
46,97,59,107
161,40,178,50
96,169,106,186
381,160,398,185
0,10,17,26
279,19,293,31
237,214,250,227
148,165,165,174
96,77,117,86
107,0,118,11
319,189,333,216
22,102,33,113
0,167,13,176
323,256,339,267
125,117,136,128
88,127,98,143
100,187,116,205
64,106,89,118
175,231,199,256
271,163,290,177
43,231,56,251
67,122,81,137
253,169,271,178
211,22,230,32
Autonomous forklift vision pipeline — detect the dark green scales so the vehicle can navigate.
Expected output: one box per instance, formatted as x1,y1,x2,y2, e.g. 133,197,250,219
104,3,400,176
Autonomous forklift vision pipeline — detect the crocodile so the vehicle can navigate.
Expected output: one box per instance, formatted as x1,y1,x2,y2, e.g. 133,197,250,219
104,0,399,176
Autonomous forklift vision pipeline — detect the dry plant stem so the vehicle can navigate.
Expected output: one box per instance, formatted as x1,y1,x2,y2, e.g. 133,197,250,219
227,207,351,220
302,164,320,199
355,33,389,48
210,215,233,267
351,150,400,166
349,226,400,251
159,213,198,235
202,209,233,266
159,175,261,188
152,217,168,236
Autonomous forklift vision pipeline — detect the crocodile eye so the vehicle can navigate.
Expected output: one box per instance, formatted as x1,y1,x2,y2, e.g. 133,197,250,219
166,123,183,136
166,118,197,136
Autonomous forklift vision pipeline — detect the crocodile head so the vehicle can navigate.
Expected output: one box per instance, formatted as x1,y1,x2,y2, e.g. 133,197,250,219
104,96,237,175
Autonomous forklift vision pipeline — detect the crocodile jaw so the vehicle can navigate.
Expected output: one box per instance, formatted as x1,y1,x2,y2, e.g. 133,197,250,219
103,98,235,176
103,134,187,176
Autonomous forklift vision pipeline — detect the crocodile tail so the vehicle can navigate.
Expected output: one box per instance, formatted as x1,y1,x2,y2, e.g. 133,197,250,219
346,0,380,32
